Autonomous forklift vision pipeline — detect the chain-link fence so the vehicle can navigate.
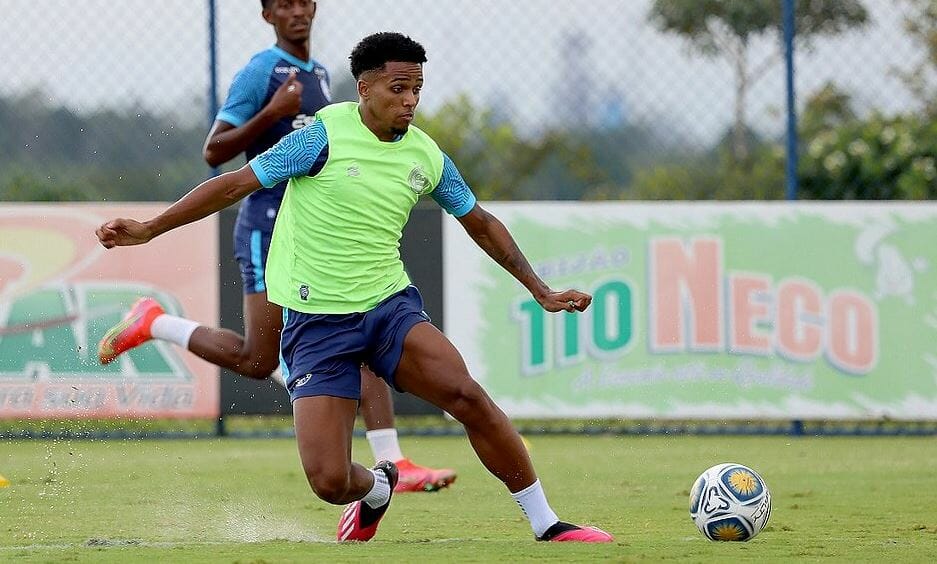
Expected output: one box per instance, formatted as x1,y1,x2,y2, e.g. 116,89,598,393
0,0,933,202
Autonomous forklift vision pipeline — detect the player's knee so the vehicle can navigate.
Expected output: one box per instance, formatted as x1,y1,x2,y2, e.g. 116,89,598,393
306,468,351,504
442,381,493,424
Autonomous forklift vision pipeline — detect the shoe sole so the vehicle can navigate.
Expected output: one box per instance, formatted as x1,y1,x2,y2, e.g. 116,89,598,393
423,473,457,492
98,314,142,364
395,472,457,493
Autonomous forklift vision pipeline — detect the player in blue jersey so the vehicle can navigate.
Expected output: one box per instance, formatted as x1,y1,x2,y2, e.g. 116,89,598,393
97,0,455,493
96,32,613,544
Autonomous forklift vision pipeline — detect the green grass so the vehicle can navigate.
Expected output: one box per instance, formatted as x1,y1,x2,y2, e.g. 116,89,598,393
2,435,936,562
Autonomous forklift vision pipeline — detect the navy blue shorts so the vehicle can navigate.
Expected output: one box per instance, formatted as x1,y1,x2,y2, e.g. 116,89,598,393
232,223,272,295
280,286,431,402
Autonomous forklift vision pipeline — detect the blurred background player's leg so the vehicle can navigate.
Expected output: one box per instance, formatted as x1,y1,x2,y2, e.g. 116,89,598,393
97,293,280,380
360,365,457,492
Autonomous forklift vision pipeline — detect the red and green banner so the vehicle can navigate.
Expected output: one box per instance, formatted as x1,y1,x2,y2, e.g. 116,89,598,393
0,204,219,418
444,203,937,420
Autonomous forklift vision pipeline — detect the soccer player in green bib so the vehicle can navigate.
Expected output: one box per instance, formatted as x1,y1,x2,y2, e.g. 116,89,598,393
95,32,613,544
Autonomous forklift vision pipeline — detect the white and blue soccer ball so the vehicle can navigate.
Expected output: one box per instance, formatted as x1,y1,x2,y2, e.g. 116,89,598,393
689,463,771,542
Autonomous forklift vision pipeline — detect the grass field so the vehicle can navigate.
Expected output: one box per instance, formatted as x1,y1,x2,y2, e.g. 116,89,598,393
2,434,937,562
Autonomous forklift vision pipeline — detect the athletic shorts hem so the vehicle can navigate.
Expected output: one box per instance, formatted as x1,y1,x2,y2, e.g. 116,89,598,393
289,384,360,403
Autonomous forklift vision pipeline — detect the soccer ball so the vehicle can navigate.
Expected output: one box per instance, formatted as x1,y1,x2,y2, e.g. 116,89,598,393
689,463,771,542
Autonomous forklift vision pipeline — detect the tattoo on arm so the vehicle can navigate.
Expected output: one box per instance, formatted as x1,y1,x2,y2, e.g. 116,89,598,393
468,209,547,297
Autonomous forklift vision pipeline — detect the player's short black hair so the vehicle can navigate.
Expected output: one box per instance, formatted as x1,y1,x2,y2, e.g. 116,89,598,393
349,32,427,79
261,0,316,8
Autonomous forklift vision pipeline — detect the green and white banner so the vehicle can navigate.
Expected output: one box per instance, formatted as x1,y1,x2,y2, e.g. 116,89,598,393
443,203,937,420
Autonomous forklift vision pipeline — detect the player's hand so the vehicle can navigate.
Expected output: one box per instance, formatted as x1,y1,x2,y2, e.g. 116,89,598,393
267,71,303,119
535,289,592,313
96,218,154,248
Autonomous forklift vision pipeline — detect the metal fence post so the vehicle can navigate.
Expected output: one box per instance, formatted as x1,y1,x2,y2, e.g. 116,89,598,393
783,0,798,201
208,0,220,180
207,0,226,438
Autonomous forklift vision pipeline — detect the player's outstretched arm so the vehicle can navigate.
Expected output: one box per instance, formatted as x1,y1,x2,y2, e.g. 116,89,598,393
95,165,262,249
456,204,592,313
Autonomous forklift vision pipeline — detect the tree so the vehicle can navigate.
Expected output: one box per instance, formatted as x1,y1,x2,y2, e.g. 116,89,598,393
629,145,786,201
0,92,206,202
649,0,868,163
415,94,599,200
797,83,937,200
900,0,937,116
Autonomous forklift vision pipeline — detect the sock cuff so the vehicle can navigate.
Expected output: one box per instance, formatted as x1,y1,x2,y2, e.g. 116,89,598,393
150,314,200,348
510,479,541,499
361,468,392,509
365,428,398,440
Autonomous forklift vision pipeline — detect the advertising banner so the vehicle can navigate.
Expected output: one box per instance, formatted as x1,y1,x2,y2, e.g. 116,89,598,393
444,203,937,420
0,204,219,418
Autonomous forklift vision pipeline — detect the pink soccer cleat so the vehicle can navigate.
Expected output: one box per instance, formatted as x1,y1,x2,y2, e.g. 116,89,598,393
337,460,399,542
393,458,457,493
536,522,615,543
97,297,165,364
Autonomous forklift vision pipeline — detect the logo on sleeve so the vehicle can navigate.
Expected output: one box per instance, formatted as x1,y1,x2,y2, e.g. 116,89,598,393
315,67,332,102
408,165,432,195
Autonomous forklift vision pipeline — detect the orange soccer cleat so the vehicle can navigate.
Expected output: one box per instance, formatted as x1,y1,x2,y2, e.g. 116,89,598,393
97,297,165,364
393,458,457,493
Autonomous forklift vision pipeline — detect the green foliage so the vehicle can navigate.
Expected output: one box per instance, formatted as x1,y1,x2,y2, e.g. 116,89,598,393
2,74,932,206
0,168,100,202
630,144,786,200
0,92,207,203
649,0,868,48
650,0,778,52
416,95,671,200
631,80,937,201
798,88,937,199
901,0,937,115
649,0,868,163
415,95,600,200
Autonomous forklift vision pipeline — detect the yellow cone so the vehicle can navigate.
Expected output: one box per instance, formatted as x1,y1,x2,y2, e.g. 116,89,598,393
0,474,9,488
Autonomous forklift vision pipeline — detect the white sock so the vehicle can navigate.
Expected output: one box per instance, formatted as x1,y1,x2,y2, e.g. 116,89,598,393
362,469,391,508
366,428,405,464
511,479,560,537
150,314,200,348
269,366,287,388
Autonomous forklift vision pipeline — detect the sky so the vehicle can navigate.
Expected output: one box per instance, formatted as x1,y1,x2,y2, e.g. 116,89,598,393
0,0,926,145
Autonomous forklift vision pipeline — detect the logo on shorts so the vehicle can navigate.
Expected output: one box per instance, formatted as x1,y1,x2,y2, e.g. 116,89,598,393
294,374,312,388
299,284,309,301
408,165,432,195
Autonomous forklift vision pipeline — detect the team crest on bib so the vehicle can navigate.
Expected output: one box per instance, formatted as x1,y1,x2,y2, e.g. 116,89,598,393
408,165,432,195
